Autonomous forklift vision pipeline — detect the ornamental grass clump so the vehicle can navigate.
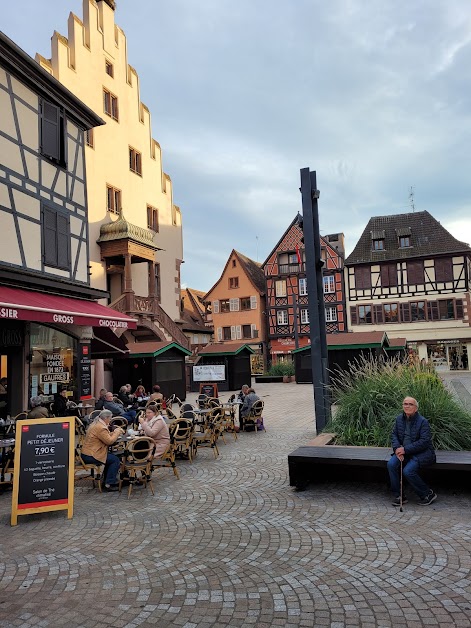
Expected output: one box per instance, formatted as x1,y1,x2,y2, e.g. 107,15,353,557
327,356,471,451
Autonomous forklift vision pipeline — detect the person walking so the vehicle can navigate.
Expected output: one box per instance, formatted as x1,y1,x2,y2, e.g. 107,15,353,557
387,396,437,506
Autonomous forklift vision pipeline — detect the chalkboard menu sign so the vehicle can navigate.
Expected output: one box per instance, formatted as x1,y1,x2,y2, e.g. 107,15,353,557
11,417,75,526
78,343,92,400
200,383,219,398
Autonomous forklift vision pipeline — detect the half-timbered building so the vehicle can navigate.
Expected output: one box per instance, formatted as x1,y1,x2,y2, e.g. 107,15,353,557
0,32,136,415
262,215,347,364
345,210,471,369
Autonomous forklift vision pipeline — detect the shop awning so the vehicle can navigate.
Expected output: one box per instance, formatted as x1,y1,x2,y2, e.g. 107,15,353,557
91,327,130,357
0,286,137,329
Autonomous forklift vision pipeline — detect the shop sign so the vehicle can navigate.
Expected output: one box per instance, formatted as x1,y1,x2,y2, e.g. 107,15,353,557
78,343,92,400
39,353,70,384
11,417,75,525
193,365,226,382
0,327,23,347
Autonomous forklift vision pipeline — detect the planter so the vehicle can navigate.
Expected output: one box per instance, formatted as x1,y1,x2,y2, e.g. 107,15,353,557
282,375,293,383
254,375,284,383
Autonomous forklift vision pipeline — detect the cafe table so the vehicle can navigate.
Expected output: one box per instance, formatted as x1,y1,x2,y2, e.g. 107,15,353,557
76,404,94,418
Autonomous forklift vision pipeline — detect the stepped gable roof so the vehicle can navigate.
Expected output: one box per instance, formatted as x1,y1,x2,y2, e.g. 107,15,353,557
345,210,470,265
235,251,265,294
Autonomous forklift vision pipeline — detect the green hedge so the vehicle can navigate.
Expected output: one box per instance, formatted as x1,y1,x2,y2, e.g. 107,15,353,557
326,357,471,450
267,362,295,376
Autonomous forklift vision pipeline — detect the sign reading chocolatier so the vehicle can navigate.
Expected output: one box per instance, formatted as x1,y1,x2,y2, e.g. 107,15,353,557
11,417,75,526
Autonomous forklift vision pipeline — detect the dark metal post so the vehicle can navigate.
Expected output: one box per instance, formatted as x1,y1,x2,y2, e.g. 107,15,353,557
300,168,330,433
293,295,299,350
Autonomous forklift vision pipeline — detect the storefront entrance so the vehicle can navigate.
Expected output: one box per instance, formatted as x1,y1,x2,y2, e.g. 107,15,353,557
427,342,469,371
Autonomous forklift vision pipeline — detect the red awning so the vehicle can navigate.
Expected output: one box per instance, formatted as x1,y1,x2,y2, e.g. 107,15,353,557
0,286,136,329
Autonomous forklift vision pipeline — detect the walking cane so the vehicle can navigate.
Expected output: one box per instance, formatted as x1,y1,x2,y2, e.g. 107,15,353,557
399,459,404,512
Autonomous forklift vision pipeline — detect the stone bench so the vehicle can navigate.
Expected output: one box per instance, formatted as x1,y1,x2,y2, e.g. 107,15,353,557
288,439,471,490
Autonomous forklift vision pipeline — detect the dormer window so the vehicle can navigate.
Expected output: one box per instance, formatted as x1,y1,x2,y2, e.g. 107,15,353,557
396,226,412,248
370,229,385,252
399,236,411,248
372,239,384,251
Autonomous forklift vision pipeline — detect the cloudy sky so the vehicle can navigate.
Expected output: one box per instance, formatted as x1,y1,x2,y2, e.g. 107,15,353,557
3,0,471,290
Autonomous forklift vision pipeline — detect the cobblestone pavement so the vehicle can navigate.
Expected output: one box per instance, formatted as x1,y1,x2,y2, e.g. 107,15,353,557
1,381,471,627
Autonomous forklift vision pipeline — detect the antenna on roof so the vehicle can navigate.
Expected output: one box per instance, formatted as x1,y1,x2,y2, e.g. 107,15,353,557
409,186,416,212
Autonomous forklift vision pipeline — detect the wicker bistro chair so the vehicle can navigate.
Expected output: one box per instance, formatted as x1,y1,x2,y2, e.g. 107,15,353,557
243,399,265,433
206,406,226,443
119,437,155,498
207,398,220,409
152,422,180,480
196,394,210,409
0,441,15,488
172,418,195,462
110,416,128,430
192,419,220,459
88,409,102,422
221,405,238,441
74,437,103,491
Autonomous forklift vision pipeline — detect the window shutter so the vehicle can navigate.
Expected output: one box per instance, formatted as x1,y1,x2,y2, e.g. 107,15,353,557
43,207,57,266
400,303,411,322
217,327,222,341
407,261,424,285
41,101,60,160
435,258,452,282
251,323,256,338
56,213,70,268
231,326,236,340
236,325,242,339
250,296,257,309
350,306,358,325
230,298,239,311
456,299,464,319
427,302,439,321
213,300,219,314
373,304,384,324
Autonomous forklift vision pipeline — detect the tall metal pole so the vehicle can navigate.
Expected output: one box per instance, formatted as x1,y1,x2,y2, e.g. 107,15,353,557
293,295,299,350
300,168,330,433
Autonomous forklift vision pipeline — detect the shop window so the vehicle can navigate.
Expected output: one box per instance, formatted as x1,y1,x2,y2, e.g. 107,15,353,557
40,100,66,166
42,205,70,270
29,323,76,400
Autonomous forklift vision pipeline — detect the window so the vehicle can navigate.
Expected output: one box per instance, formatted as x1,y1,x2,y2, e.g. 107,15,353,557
299,278,307,296
106,184,122,214
300,309,309,324
372,239,384,251
242,324,252,339
212,301,219,314
381,263,397,287
277,310,288,325
275,280,287,297
223,326,231,340
42,205,70,270
220,299,230,313
229,298,239,311
241,297,251,311
325,306,337,322
232,259,236,268
229,277,239,289
358,305,372,324
323,276,335,294
407,260,424,285
411,301,425,321
105,60,114,77
435,257,453,282
384,303,399,323
438,299,455,320
192,335,199,344
250,295,257,309
103,88,119,121
85,128,94,148
40,100,66,166
147,205,159,232
399,236,411,248
154,263,161,301
355,266,371,290
129,147,142,175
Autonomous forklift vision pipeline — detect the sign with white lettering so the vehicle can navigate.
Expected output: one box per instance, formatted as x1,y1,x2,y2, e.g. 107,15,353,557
193,364,226,382
11,417,75,526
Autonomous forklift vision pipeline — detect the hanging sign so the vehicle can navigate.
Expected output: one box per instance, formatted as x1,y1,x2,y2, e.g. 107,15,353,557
11,417,75,526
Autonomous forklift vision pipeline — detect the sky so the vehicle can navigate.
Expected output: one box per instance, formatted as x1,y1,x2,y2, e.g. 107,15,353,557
2,0,471,291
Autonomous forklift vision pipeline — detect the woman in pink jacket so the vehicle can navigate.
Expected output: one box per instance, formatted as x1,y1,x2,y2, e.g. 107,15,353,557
138,406,170,458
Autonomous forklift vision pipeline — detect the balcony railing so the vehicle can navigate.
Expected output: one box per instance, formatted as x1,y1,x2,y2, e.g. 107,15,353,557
278,263,305,275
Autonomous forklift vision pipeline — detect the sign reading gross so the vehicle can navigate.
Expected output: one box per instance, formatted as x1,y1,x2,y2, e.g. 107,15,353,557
11,417,75,526
193,365,225,382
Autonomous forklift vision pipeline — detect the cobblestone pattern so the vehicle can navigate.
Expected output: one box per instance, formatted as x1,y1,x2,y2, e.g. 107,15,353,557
1,381,471,627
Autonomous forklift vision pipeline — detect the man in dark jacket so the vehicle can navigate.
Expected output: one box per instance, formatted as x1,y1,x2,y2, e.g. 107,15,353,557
387,396,437,506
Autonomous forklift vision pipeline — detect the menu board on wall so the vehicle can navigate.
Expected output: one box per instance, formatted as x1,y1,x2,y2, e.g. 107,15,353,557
11,417,75,526
78,343,92,400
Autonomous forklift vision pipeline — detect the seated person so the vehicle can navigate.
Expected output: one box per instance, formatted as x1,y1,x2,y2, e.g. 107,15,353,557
102,391,136,424
117,385,132,406
240,388,260,428
52,388,81,418
27,396,50,419
94,389,108,411
237,384,250,403
138,406,170,459
148,384,164,404
81,409,125,491
133,384,148,400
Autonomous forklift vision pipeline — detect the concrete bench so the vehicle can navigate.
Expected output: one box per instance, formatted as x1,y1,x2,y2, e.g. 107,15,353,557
288,443,471,490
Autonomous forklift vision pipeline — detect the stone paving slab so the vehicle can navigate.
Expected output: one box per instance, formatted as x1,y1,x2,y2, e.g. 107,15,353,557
1,381,471,627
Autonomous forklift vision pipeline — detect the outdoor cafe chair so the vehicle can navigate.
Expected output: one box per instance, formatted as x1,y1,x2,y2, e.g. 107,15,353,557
243,399,265,433
165,406,178,422
152,422,180,480
192,420,219,459
166,394,183,410
88,409,101,422
119,436,155,498
110,416,128,430
172,418,194,462
75,417,87,438
207,397,220,409
221,406,238,441
74,439,103,491
196,394,209,409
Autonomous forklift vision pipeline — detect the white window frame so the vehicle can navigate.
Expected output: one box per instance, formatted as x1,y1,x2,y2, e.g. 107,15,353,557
299,278,307,296
251,323,257,338
323,275,335,294
213,300,219,314
217,327,222,341
300,308,309,324
277,310,288,325
325,306,337,322
275,280,287,297
229,298,240,311
250,295,257,309
231,325,236,340
192,335,199,344
236,325,242,339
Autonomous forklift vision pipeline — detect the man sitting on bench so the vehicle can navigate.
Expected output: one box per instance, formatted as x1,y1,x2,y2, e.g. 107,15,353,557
387,396,437,507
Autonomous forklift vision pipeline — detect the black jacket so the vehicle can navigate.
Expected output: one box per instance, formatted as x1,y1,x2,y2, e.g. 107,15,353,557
391,411,436,467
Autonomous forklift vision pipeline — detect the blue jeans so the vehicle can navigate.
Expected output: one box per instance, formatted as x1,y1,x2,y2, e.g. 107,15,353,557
81,452,120,485
122,410,136,424
387,454,430,499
